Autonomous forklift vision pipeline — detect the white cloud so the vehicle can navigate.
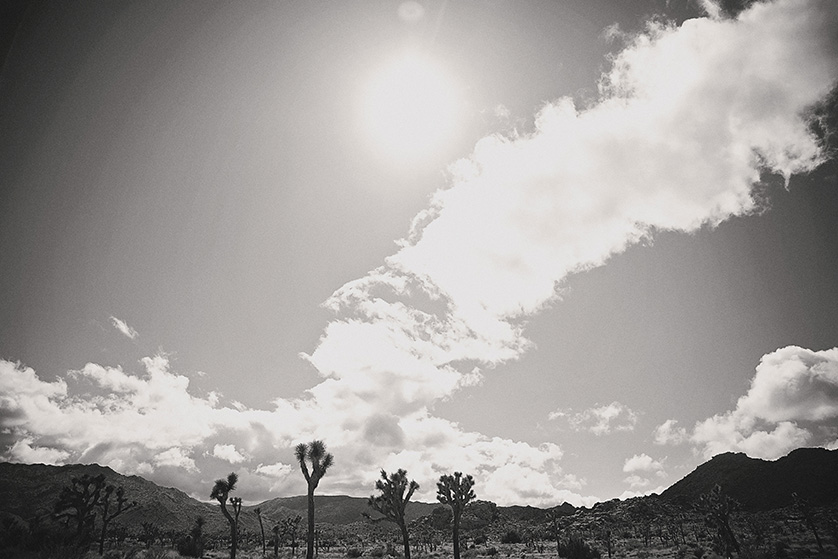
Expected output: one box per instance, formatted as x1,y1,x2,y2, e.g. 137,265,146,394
256,462,292,479
8,437,70,465
550,401,639,435
213,444,247,464
110,316,138,340
654,419,688,445
155,447,197,472
685,346,838,459
622,453,664,474
622,453,667,492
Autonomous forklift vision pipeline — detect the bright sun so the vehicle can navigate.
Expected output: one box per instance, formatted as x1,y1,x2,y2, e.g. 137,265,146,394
362,52,462,163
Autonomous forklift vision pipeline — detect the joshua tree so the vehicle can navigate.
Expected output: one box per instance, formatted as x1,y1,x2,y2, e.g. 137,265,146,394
96,483,136,555
436,472,476,559
211,472,240,559
231,497,243,539
256,507,267,557
295,440,333,559
792,492,824,552
53,472,135,554
696,484,740,557
366,469,420,559
54,473,105,546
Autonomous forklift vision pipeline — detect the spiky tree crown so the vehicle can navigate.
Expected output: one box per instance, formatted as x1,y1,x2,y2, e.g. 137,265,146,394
368,469,419,523
295,440,334,486
210,472,238,502
436,472,476,516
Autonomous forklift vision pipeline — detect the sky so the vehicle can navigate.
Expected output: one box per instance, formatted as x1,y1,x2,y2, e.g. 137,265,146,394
1,0,838,507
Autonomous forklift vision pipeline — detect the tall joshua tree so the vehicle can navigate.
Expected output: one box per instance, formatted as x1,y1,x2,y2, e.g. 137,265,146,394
436,472,476,559
295,440,333,559
96,483,136,555
256,507,267,557
54,473,135,554
366,469,419,559
211,472,240,559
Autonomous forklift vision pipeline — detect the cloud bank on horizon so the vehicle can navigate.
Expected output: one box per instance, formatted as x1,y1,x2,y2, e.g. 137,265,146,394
2,0,838,506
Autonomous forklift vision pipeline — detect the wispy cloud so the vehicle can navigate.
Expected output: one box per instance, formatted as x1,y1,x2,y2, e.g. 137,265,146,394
2,0,838,505
549,402,639,436
110,316,138,340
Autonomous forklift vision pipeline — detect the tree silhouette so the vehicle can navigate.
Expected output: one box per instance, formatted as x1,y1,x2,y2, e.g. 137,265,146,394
53,474,105,546
53,473,135,554
256,507,267,557
695,484,740,557
436,472,476,559
366,469,419,559
295,440,333,559
792,492,824,552
96,483,136,555
211,472,240,559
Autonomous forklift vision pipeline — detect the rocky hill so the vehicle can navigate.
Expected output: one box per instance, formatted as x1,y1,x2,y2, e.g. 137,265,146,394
660,447,838,510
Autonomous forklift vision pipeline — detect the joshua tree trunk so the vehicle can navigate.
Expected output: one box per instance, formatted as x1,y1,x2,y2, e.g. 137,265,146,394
256,508,266,557
307,484,316,559
452,513,461,559
400,522,411,559
220,502,238,559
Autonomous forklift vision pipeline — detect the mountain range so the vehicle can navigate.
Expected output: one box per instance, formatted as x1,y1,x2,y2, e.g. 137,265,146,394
1,447,836,538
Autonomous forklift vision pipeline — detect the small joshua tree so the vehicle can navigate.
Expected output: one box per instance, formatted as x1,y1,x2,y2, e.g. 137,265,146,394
695,484,740,557
792,492,824,552
295,440,333,559
96,483,136,555
436,472,476,559
366,469,420,559
211,472,240,559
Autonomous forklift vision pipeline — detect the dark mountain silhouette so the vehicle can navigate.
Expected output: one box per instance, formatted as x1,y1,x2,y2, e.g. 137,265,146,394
0,462,438,537
660,447,838,510
2,446,835,538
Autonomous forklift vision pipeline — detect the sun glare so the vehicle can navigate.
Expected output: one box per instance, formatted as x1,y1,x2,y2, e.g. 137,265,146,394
362,53,462,163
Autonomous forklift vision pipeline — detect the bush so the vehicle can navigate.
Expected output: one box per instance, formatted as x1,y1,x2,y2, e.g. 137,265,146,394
347,547,363,558
558,535,600,559
500,530,523,544
485,547,498,556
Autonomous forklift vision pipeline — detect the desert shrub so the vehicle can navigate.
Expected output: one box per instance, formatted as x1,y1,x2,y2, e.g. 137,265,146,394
558,535,601,559
347,547,363,557
500,530,523,544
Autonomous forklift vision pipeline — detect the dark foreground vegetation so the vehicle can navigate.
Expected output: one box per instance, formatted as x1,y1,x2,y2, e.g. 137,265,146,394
1,447,836,559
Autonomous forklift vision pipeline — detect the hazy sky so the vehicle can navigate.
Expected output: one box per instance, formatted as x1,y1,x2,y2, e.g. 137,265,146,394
2,0,838,506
